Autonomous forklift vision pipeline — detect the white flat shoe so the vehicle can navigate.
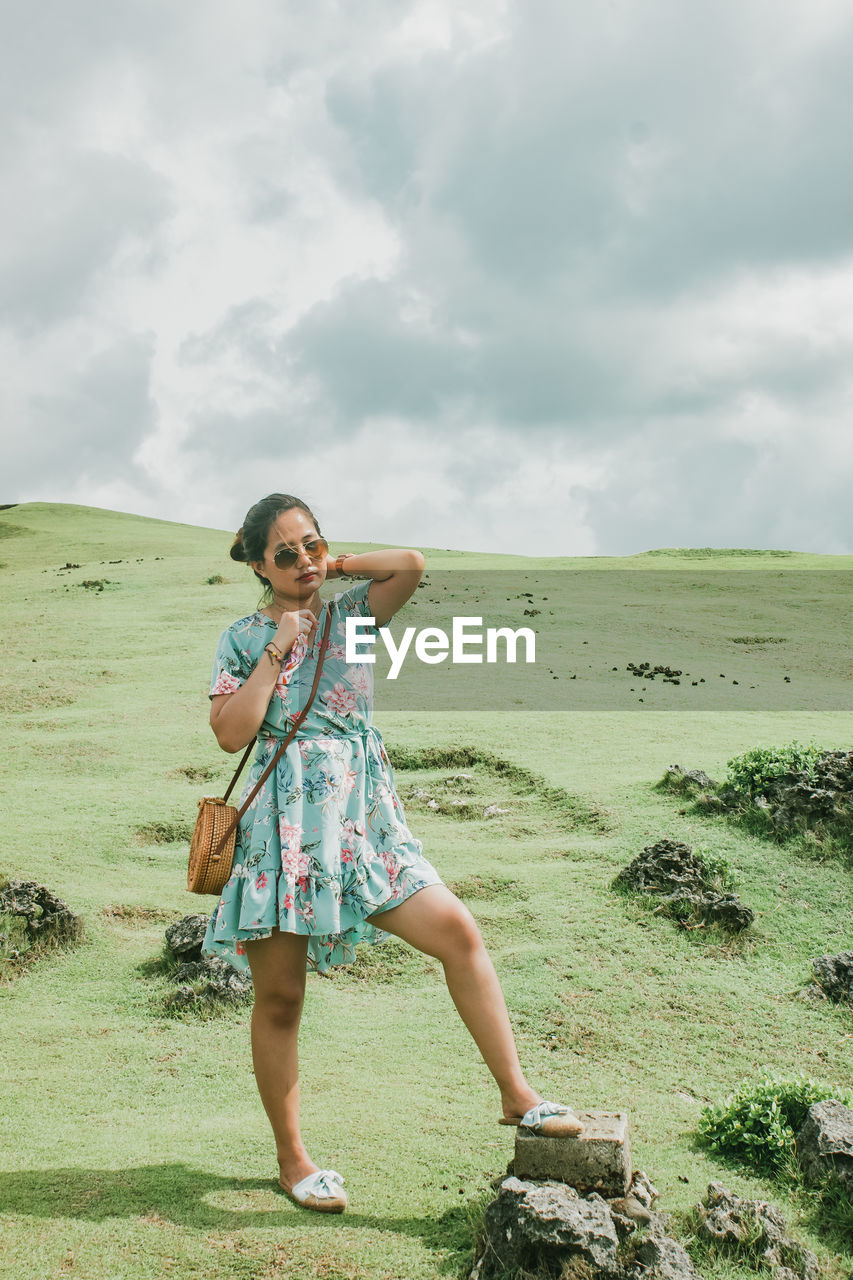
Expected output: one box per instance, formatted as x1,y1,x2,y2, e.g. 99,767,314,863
499,1101,584,1137
278,1168,347,1213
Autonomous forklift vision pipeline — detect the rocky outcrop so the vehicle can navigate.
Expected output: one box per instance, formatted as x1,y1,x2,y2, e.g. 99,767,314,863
660,765,720,794
166,955,253,1009
470,1172,700,1280
810,952,853,1004
796,1099,853,1197
0,879,82,944
472,1177,620,1278
694,1182,820,1280
162,915,252,1009
665,750,853,840
613,839,754,932
164,914,210,958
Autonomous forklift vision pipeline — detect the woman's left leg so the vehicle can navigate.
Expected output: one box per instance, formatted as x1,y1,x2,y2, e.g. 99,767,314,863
367,884,542,1120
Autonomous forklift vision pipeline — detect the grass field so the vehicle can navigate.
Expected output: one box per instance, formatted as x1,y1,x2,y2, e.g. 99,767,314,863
1,502,851,1280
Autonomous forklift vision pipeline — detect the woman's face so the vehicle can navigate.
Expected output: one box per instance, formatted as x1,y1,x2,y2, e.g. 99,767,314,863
251,507,327,599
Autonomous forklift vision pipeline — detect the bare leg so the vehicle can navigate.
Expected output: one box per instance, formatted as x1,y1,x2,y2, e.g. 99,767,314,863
368,885,544,1119
244,929,319,1191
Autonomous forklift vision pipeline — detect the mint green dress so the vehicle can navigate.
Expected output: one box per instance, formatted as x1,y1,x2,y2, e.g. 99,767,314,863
201,580,443,974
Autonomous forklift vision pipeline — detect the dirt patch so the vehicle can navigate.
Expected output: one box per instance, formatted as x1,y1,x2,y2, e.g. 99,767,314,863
447,874,525,902
102,904,175,923
0,682,76,714
174,764,219,783
135,820,195,845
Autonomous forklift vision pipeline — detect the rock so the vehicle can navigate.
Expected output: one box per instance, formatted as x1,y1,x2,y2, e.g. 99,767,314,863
613,840,753,933
471,1169,693,1280
796,1099,853,1196
609,1194,655,1225
634,1232,703,1280
167,955,253,1008
164,914,210,958
614,839,709,896
473,1176,620,1279
657,889,754,932
0,880,82,943
719,749,853,838
810,952,853,1003
483,804,510,818
661,765,720,794
514,1111,632,1196
695,1182,820,1280
627,1171,659,1209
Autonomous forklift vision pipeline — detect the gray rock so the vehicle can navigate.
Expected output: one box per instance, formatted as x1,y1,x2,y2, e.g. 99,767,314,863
614,841,753,933
811,952,853,1004
0,880,82,942
614,839,707,895
634,1232,703,1280
164,914,210,958
514,1110,631,1196
657,889,755,932
167,952,253,1009
695,1182,820,1280
610,1196,655,1226
796,1099,853,1196
628,1171,660,1209
662,765,720,794
473,1176,620,1279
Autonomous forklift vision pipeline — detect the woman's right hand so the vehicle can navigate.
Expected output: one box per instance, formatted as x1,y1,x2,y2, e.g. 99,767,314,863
275,608,317,655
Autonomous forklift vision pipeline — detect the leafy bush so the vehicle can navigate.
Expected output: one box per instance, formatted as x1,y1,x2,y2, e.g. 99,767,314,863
697,1076,847,1176
724,742,820,800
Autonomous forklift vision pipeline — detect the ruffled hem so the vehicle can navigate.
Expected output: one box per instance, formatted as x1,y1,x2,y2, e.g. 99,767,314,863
202,858,443,974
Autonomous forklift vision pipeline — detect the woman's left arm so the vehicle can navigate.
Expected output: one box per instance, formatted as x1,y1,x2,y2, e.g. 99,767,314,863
326,549,425,626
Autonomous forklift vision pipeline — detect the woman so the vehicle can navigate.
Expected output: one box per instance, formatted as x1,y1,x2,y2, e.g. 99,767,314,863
202,493,582,1214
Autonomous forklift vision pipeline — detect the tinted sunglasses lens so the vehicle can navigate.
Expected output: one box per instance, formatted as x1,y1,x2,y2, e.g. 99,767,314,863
273,538,328,569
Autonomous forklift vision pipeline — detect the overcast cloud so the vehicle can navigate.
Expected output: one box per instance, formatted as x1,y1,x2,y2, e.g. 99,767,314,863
3,0,853,553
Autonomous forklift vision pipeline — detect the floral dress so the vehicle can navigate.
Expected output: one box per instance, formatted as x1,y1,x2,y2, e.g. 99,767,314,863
201,579,443,974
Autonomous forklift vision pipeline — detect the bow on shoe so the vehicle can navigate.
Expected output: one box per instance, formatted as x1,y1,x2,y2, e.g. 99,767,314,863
520,1101,570,1129
518,1101,584,1137
292,1169,345,1201
311,1170,345,1199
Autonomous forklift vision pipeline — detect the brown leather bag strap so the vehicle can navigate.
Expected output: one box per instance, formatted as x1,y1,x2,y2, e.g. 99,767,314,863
213,608,333,853
222,739,255,804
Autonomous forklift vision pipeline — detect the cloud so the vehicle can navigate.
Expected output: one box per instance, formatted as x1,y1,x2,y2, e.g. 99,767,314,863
3,0,853,553
7,333,158,493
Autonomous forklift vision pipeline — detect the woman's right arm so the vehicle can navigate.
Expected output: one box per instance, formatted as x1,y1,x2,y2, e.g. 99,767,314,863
209,609,316,752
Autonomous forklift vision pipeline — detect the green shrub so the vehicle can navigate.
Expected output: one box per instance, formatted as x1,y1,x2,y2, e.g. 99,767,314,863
724,742,820,800
697,1076,847,1176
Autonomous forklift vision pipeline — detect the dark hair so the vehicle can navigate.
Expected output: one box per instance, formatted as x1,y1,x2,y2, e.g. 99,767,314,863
230,493,323,603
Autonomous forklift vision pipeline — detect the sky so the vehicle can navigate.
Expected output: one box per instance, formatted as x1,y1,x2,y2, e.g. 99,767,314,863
3,0,853,555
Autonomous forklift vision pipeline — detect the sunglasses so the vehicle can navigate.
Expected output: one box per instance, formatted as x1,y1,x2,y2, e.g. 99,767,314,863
273,536,329,570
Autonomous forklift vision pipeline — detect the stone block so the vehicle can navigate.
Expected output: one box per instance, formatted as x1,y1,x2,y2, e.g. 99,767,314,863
514,1111,631,1196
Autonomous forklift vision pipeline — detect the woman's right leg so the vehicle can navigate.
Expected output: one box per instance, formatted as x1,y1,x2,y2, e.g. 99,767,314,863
244,928,318,1192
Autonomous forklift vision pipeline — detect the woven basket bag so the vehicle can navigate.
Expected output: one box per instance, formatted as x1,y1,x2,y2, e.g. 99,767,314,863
187,610,332,896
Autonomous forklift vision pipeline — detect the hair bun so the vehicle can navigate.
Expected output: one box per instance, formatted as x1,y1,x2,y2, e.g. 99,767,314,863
229,529,247,562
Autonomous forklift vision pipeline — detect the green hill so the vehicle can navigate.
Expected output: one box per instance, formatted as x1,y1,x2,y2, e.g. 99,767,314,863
0,503,850,1280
